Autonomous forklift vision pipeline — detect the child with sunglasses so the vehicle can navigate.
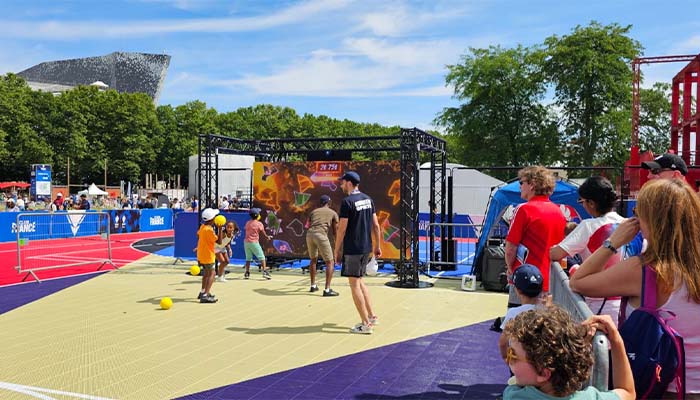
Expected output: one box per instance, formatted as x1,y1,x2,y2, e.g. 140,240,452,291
502,306,634,399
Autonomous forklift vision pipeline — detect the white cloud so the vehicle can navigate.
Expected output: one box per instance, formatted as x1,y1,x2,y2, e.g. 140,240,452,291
675,35,700,52
0,0,352,39
229,37,464,97
357,1,471,37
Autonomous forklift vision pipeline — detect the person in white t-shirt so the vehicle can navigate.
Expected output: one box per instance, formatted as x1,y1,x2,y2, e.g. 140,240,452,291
550,176,623,322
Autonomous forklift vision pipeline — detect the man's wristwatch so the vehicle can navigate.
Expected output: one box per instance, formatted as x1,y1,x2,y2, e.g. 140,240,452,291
602,239,618,254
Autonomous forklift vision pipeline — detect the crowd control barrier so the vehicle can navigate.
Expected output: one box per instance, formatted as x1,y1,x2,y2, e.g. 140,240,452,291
550,261,609,391
1,208,175,242
15,212,115,282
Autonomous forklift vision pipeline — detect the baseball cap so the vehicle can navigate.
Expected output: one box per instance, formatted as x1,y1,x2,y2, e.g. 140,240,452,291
320,195,331,205
201,208,219,222
249,207,262,217
641,153,688,176
340,171,360,185
57,192,63,197
512,264,543,298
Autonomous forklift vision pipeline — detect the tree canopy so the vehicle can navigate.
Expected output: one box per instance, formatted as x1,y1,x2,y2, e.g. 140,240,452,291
437,21,669,171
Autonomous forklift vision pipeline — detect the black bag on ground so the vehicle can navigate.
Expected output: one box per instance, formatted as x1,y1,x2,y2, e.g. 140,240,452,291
481,246,508,292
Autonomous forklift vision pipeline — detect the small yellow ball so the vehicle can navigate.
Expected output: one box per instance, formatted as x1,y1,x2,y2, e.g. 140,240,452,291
214,215,226,226
160,297,173,310
190,265,201,276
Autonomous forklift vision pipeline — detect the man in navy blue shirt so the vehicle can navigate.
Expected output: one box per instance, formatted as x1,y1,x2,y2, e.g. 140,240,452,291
334,171,382,334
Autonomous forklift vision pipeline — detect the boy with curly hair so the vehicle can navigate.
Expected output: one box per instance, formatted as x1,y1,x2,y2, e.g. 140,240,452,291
502,306,634,399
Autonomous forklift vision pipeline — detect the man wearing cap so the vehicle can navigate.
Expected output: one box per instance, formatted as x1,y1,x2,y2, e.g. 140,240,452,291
497,264,543,361
50,192,64,211
334,171,382,334
78,193,91,210
306,195,340,296
641,153,688,180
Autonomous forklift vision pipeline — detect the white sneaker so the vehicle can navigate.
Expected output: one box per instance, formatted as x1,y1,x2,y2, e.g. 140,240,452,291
369,316,379,326
350,323,373,334
217,276,227,282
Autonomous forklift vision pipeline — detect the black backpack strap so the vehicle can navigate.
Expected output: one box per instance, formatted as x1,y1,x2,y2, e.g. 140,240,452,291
596,298,607,315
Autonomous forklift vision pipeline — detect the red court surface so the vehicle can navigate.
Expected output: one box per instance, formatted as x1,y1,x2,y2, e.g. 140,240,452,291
0,230,172,287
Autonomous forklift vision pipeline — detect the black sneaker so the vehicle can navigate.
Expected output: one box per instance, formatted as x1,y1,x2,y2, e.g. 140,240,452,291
322,289,339,297
262,270,272,280
200,294,218,303
310,285,319,293
244,271,250,279
197,292,206,300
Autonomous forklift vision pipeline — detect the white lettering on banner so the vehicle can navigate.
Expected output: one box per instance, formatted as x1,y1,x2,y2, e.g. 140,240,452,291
11,221,37,234
354,199,372,211
149,216,165,226
114,214,126,229
418,220,429,231
67,213,86,236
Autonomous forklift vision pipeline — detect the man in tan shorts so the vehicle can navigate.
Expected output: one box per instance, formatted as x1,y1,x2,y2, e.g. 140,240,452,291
306,195,339,296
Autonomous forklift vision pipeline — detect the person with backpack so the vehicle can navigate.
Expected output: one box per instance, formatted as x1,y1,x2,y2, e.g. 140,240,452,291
570,178,700,398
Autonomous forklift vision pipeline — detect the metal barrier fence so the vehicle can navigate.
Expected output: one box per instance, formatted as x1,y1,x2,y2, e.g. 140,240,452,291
550,261,609,390
16,212,115,283
425,222,479,275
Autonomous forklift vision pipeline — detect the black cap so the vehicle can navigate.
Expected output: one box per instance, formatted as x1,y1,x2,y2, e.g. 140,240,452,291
320,195,331,205
340,171,360,185
642,153,688,176
513,264,543,298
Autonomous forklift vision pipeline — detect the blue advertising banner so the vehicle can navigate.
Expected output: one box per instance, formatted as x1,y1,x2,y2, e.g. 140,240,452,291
139,208,173,232
173,211,249,260
107,210,141,233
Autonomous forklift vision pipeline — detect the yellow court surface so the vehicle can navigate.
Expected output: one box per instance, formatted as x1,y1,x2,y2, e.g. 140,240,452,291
0,255,508,399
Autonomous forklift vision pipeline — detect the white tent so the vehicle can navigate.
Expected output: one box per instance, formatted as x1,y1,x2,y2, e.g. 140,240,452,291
419,163,504,216
78,183,109,196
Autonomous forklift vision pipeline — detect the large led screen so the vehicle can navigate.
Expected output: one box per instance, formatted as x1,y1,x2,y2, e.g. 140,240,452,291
252,161,401,260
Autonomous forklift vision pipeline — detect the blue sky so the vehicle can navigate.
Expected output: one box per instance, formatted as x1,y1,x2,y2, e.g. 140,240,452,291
0,0,698,131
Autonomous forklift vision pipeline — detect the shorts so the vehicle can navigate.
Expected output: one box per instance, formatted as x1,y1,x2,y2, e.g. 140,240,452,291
199,262,215,270
306,231,333,261
341,253,371,278
244,242,265,261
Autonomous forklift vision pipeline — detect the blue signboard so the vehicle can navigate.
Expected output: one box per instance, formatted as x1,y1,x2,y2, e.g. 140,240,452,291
31,164,52,198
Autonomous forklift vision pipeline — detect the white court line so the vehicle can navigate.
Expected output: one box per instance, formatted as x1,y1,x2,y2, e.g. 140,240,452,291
0,381,114,400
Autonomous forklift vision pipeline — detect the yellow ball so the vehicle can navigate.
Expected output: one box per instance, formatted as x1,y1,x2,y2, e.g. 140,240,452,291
214,215,226,226
190,265,201,276
160,297,173,310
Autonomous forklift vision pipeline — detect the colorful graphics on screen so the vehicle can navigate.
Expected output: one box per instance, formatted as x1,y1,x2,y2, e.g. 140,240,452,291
253,161,401,259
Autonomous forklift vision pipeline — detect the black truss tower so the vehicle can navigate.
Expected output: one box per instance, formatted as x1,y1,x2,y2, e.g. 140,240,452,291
197,129,446,288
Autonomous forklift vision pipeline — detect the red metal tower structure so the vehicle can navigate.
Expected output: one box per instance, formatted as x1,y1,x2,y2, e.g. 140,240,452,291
625,54,699,195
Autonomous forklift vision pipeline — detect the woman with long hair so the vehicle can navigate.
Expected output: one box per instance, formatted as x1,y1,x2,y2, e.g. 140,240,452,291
569,178,700,397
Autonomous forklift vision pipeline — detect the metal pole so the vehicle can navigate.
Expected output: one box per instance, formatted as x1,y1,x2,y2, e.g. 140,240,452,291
104,159,107,192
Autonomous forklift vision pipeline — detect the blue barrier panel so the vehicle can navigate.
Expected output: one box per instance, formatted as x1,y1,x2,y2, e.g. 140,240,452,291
418,213,477,238
107,210,141,233
139,208,173,231
174,211,249,260
2,211,105,243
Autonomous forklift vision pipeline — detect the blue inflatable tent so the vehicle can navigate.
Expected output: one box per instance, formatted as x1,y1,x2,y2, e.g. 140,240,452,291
473,179,590,273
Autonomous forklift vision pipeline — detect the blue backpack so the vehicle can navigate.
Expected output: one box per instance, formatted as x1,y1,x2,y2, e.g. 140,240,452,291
618,265,685,399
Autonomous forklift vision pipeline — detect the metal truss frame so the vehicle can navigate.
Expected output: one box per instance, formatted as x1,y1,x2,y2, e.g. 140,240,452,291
198,128,446,288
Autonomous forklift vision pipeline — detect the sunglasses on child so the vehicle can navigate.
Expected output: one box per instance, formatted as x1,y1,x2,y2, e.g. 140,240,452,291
506,344,527,365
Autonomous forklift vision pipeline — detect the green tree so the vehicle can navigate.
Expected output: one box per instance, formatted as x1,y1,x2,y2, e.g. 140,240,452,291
544,21,643,167
639,82,671,154
436,45,560,167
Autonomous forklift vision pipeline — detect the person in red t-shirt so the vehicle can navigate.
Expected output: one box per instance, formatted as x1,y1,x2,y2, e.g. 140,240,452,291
505,166,566,308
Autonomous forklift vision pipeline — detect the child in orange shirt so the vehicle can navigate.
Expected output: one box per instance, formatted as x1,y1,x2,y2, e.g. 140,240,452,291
197,208,224,303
